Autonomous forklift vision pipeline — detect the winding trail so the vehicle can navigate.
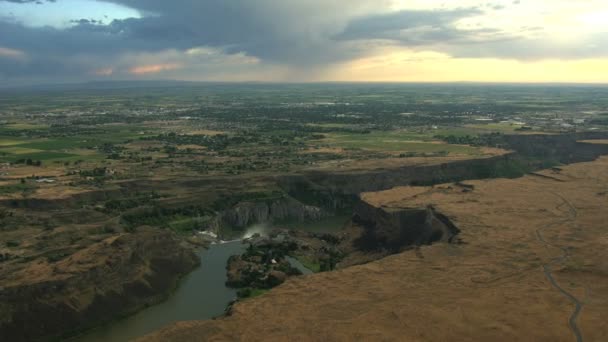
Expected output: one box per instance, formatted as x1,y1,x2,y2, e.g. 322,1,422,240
535,191,585,342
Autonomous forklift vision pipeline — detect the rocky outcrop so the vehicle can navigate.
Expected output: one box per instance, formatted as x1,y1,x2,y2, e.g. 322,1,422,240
279,153,515,210
352,200,460,252
130,134,608,341
501,132,608,164
280,133,608,211
138,156,608,342
0,229,199,342
220,197,325,229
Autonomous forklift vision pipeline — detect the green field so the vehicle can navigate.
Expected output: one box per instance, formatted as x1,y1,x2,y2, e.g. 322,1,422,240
0,124,154,163
0,147,43,155
0,139,26,147
3,123,49,130
0,137,95,162
320,131,483,155
0,183,35,195
27,151,79,161
18,138,94,150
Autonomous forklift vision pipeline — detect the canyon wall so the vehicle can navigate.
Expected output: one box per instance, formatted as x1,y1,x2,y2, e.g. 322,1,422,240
280,133,608,210
220,197,325,229
279,153,516,210
501,132,608,163
0,229,199,342
352,201,460,252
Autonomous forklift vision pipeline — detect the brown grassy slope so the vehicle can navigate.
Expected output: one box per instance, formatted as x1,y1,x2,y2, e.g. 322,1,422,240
141,157,608,342
0,228,199,341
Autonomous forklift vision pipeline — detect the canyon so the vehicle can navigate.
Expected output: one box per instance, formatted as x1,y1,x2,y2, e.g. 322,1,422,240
1,133,608,341
0,229,199,341
142,154,608,342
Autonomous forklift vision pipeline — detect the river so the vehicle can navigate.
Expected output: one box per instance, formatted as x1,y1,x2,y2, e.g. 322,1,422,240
75,215,347,341
75,241,246,342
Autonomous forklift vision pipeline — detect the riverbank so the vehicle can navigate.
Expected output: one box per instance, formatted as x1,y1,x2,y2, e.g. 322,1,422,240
2,133,606,341
140,157,608,341
74,217,343,341
75,241,246,342
0,229,199,342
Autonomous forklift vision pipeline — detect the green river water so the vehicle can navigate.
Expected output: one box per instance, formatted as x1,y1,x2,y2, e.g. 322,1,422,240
75,215,348,342
75,241,246,342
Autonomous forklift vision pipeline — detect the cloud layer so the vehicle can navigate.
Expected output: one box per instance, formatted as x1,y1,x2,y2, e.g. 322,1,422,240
1,0,607,83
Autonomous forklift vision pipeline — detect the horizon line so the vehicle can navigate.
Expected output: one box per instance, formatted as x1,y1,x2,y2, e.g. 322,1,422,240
1,79,608,91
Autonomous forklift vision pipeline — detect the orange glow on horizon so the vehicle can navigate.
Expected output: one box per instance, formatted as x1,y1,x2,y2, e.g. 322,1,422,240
129,63,181,75
0,46,27,60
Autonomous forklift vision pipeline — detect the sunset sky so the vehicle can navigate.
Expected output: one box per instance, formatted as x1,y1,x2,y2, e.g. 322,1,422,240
0,0,607,84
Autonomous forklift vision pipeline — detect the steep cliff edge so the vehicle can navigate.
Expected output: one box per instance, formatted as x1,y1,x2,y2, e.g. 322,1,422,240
0,229,199,342
220,197,325,229
3,133,608,341
139,157,608,342
352,201,459,252
502,132,608,164
279,133,608,210
279,153,515,210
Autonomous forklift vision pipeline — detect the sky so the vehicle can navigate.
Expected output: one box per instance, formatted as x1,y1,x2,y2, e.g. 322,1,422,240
0,0,607,84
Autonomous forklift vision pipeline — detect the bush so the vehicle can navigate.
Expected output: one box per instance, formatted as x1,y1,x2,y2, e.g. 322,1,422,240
47,252,70,263
6,240,20,248
124,225,137,233
237,288,252,298
102,224,117,234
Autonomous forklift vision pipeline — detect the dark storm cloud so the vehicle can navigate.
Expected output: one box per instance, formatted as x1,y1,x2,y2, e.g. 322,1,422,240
0,0,606,82
98,1,511,63
0,20,116,55
0,0,379,80
96,0,375,64
1,1,487,67
0,54,78,78
0,1,322,63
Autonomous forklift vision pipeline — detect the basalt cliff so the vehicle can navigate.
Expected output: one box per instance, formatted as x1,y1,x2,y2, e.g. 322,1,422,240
142,154,608,342
0,229,199,342
3,133,608,341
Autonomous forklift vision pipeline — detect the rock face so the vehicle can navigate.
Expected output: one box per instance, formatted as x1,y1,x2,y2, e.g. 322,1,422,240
0,229,199,342
279,153,515,211
279,132,608,211
352,201,460,252
220,197,324,229
502,132,608,163
138,157,608,342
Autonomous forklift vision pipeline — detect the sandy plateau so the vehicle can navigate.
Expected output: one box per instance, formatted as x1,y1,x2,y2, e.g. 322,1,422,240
143,157,608,342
